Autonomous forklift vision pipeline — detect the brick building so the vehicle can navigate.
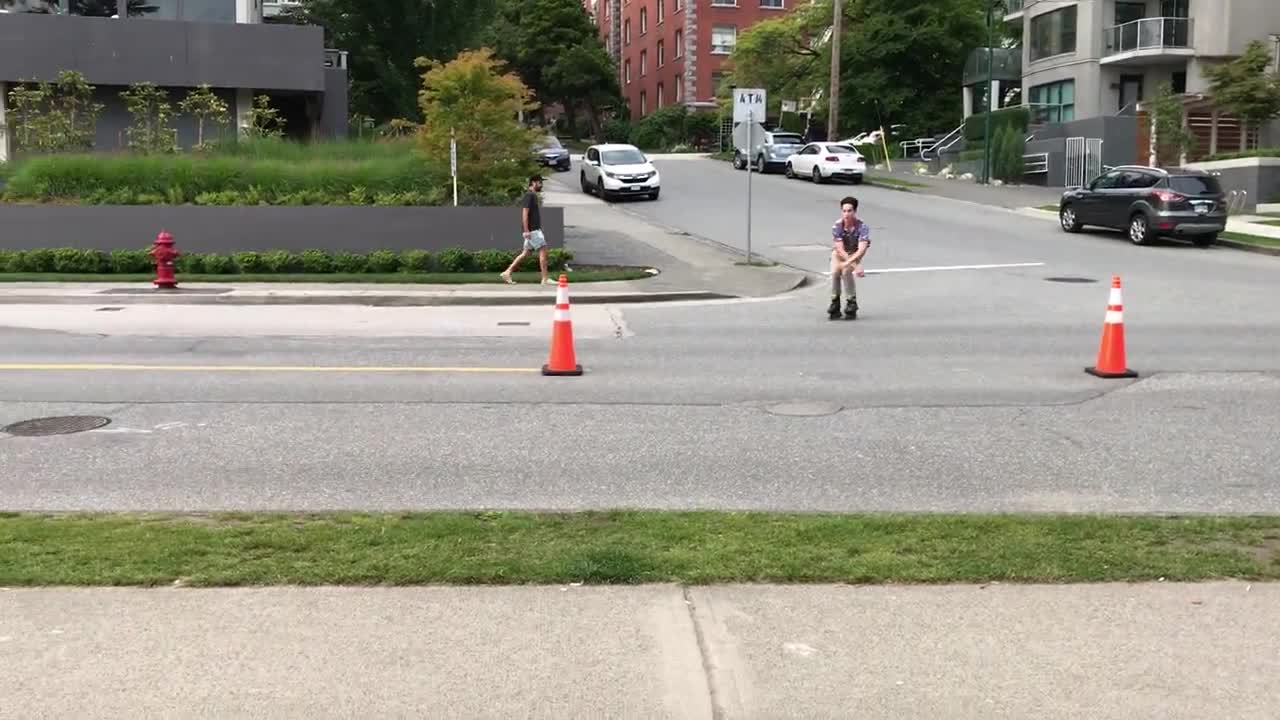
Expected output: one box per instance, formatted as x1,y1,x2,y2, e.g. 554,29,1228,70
584,0,792,119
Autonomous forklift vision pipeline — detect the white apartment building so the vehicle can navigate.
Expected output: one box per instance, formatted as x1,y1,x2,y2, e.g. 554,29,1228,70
1008,0,1280,127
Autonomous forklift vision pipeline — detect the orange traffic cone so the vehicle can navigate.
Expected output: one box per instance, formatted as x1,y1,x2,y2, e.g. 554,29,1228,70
1085,275,1138,379
543,273,584,376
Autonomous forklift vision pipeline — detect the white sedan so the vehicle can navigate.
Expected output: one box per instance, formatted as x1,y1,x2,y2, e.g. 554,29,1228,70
784,143,866,184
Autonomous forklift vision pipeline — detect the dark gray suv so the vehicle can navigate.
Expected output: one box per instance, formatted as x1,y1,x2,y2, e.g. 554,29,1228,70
1058,165,1227,246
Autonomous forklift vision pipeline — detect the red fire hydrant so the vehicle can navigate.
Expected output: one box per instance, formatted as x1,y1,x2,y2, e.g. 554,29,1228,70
150,230,179,289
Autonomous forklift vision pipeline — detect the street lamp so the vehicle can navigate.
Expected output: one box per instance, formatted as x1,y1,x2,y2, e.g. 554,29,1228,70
981,0,1006,185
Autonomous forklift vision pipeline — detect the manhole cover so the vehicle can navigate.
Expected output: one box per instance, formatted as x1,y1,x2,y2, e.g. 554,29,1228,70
1044,276,1098,283
1,415,111,437
765,402,843,417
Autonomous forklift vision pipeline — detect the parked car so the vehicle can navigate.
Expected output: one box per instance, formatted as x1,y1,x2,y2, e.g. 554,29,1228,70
579,143,661,201
1058,165,1227,246
784,142,866,184
731,123,806,173
535,135,571,172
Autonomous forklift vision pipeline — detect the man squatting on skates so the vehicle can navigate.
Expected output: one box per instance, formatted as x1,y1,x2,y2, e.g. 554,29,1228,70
829,195,869,320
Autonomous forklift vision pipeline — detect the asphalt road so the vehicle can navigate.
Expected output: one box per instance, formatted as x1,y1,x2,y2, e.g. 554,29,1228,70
2,157,1278,512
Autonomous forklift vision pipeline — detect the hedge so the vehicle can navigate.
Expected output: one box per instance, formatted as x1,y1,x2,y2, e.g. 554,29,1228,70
0,152,520,207
0,247,573,275
963,106,1030,142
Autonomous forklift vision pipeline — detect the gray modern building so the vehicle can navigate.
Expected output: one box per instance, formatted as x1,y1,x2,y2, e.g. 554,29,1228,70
0,0,348,163
1005,0,1280,128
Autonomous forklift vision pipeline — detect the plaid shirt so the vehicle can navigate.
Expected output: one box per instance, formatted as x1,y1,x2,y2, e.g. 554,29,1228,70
832,218,870,254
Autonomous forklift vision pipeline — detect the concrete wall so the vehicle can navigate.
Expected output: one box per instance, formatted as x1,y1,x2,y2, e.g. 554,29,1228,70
1184,156,1280,212
0,206,566,253
320,68,349,140
0,12,326,92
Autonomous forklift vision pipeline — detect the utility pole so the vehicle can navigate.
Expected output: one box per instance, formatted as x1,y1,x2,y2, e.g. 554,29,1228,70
827,0,842,141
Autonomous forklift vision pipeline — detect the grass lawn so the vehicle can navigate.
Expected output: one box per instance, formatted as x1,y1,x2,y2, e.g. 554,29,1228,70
1220,231,1280,248
863,176,928,191
1037,203,1060,211
0,267,651,284
1,511,1277,586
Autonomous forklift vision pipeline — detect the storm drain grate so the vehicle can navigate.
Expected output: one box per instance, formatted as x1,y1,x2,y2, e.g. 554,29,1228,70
1044,276,1098,283
2,416,111,437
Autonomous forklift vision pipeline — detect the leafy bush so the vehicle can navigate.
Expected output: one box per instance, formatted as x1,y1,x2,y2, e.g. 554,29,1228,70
601,118,632,143
0,246,574,275
963,106,1029,142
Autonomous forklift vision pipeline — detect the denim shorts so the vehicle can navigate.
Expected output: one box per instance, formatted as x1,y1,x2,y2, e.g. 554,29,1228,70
523,229,547,251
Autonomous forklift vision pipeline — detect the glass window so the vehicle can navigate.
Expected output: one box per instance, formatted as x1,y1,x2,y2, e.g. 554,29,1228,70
1169,175,1222,195
1029,6,1077,61
179,0,234,22
711,24,736,54
1029,79,1075,123
602,148,646,165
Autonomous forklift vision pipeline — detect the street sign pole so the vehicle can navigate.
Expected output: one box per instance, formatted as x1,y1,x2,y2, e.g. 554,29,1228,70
746,109,753,265
734,88,766,266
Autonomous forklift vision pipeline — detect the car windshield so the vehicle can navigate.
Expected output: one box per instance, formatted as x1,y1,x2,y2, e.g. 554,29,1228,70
539,136,563,149
602,149,646,165
1169,175,1221,195
773,134,805,145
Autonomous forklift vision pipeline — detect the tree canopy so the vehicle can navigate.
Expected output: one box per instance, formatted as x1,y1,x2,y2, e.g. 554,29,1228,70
726,0,996,137
1203,40,1280,133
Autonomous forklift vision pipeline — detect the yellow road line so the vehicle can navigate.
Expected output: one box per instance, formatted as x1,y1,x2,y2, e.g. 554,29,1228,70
0,364,538,374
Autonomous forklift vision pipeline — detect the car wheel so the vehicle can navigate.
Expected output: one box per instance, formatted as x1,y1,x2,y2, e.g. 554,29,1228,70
785,163,795,178
597,178,610,202
1059,204,1082,232
812,167,823,184
756,155,767,173
1192,233,1217,248
1128,212,1153,245
580,172,591,194
649,188,660,200
733,153,746,170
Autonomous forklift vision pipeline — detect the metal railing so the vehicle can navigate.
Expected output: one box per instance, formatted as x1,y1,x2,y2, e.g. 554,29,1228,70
921,122,965,160
1024,152,1048,174
1104,17,1193,56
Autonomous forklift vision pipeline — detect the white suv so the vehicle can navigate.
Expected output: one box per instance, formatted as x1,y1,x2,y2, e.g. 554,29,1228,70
579,143,661,201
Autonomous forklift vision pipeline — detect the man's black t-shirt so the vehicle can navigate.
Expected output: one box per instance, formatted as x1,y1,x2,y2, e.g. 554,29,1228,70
523,190,542,232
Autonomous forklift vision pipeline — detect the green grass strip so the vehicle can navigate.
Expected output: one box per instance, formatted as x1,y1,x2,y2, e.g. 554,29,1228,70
0,269,650,284
1,511,1277,587
1220,230,1280,248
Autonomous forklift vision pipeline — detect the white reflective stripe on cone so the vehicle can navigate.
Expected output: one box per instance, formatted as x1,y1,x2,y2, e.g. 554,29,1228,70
1109,288,1123,305
1105,310,1124,324
557,286,569,305
554,308,571,322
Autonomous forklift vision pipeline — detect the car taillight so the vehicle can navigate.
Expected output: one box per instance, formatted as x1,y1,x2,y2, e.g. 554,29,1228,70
1152,189,1185,204
825,156,839,162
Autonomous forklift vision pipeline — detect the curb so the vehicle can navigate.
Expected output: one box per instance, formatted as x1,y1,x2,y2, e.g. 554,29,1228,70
0,289,738,307
1018,207,1280,256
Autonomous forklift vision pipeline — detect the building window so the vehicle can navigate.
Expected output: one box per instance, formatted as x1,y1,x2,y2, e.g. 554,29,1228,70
760,0,783,7
640,50,647,76
710,0,736,6
1030,6,1077,61
640,8,647,34
674,0,683,10
657,0,665,22
674,30,683,57
178,0,236,23
624,18,631,44
641,91,647,114
657,83,665,107
657,41,665,66
711,24,736,54
675,78,683,101
625,59,632,84
1029,79,1075,123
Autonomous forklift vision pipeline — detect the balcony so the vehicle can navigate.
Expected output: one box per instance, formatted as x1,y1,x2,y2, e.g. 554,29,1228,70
1102,17,1195,66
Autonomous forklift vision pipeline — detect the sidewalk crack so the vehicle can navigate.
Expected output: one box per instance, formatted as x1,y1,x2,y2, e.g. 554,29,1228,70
683,585,726,720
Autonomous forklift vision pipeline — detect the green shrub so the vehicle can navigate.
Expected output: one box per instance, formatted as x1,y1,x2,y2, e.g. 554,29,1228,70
963,106,1029,142
299,249,335,273
0,246,577,275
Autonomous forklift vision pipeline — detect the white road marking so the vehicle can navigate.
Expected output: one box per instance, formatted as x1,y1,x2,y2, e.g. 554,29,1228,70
823,262,1045,276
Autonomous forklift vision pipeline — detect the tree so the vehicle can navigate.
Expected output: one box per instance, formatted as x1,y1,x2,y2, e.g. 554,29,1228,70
4,71,103,153
177,84,230,150
282,0,500,124
1203,39,1280,148
492,0,621,132
120,82,176,153
728,0,989,137
415,48,538,201
242,95,286,140
1150,81,1196,165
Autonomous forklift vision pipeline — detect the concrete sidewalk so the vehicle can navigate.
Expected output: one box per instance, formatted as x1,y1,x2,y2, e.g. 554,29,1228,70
2,582,1276,719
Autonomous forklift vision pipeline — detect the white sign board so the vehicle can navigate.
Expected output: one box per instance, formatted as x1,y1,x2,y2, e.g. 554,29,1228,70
449,138,457,175
781,100,797,113
733,88,767,123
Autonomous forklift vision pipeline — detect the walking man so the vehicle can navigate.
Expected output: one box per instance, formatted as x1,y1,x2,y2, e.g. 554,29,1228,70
501,174,549,285
828,195,870,320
